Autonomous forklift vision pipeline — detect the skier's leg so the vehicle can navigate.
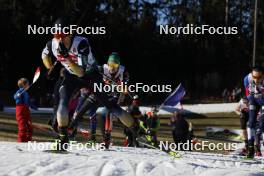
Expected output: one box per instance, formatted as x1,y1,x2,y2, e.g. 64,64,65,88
48,77,64,132
56,73,81,149
56,85,71,149
57,85,71,127
69,94,97,129
259,107,264,141
254,97,264,156
68,92,88,137
105,113,113,132
77,105,98,142
100,107,111,149
152,132,158,147
94,90,134,128
89,111,97,141
73,90,89,121
258,106,264,156
240,111,249,151
247,95,257,157
82,72,136,146
124,127,131,146
83,72,134,128
255,128,262,156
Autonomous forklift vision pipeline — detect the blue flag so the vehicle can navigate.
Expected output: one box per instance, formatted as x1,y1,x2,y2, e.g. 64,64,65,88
161,83,185,107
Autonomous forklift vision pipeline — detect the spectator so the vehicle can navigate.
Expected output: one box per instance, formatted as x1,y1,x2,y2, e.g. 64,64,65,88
14,78,37,142
169,111,193,150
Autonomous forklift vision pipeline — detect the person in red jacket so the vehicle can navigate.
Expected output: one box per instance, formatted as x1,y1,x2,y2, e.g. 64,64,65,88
14,78,33,142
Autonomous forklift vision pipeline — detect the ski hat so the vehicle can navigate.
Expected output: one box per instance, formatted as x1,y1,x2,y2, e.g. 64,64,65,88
108,52,120,65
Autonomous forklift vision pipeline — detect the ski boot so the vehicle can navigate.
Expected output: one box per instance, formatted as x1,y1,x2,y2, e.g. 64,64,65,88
239,142,248,156
87,130,96,144
52,127,69,151
68,127,78,141
240,147,248,156
246,144,255,159
48,116,59,133
102,131,111,149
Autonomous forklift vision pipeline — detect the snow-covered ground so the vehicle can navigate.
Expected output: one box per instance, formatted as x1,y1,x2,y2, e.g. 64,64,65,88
1,141,263,176
3,103,237,115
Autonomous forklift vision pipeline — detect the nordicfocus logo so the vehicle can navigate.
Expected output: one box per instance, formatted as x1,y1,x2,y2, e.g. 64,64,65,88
27,141,106,151
160,141,238,151
27,24,106,35
160,24,238,35
93,82,172,93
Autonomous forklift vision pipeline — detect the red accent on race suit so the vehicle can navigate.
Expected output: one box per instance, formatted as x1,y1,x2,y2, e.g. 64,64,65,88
245,88,249,96
105,114,112,132
104,78,122,85
54,33,68,39
16,104,32,142
242,108,249,112
57,53,78,62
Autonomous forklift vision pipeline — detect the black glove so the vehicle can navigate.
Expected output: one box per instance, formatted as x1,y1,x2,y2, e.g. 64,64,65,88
58,41,69,58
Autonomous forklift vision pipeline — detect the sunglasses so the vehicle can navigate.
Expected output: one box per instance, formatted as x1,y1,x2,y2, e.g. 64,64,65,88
252,75,262,79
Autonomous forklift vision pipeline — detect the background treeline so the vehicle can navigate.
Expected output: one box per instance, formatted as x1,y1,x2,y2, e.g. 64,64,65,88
0,0,264,104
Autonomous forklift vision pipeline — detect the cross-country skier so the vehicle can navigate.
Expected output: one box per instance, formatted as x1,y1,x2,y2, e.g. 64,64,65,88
69,52,130,148
244,66,264,158
98,52,130,148
235,96,249,155
41,17,134,150
42,38,64,133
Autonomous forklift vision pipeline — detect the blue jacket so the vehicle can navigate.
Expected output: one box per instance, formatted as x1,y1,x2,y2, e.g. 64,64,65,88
14,88,30,106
